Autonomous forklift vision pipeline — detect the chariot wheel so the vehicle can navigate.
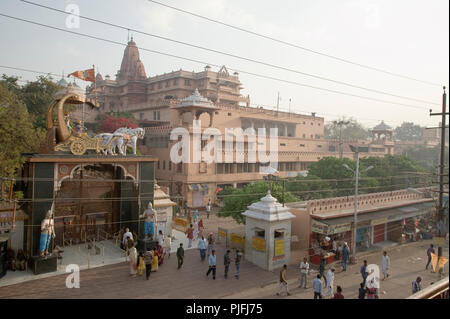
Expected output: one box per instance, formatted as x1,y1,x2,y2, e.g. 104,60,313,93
70,140,87,155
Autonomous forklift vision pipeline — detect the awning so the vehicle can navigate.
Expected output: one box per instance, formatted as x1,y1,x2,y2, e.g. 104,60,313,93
313,202,433,229
201,184,209,191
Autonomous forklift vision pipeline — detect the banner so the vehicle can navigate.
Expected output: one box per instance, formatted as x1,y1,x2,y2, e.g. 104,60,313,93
328,223,351,235
275,239,285,256
173,217,187,230
230,233,245,245
371,218,388,226
218,227,228,246
68,68,95,82
311,219,328,234
252,237,266,252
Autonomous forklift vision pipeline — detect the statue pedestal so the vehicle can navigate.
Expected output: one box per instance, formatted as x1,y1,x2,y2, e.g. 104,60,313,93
31,255,58,275
137,239,158,252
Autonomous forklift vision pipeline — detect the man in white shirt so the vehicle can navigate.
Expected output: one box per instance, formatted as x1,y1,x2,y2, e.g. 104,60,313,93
122,228,133,247
299,257,309,288
323,268,335,298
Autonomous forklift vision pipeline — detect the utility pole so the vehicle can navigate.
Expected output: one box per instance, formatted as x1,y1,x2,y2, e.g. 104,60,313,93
276,92,280,116
429,86,448,260
333,120,350,159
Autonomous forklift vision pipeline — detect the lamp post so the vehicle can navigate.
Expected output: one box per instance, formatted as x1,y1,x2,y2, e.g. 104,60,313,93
344,146,373,259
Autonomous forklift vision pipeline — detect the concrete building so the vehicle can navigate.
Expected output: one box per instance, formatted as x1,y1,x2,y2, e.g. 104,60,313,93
76,38,395,207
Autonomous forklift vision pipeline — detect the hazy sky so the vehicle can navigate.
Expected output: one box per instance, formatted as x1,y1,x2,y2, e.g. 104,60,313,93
0,0,448,129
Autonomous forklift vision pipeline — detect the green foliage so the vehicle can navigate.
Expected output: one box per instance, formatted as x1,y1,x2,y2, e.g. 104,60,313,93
0,81,44,179
324,117,370,140
394,122,423,141
402,144,449,174
217,181,297,224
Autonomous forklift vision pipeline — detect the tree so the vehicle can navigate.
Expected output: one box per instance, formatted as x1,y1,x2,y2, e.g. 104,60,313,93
99,115,137,133
0,81,44,179
394,122,423,141
325,117,370,140
217,181,297,224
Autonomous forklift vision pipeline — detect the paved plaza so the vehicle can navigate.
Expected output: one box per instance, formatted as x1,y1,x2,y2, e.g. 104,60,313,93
0,238,447,299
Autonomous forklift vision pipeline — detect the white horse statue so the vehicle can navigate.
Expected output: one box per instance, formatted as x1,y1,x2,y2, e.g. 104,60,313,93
113,127,145,155
95,132,126,155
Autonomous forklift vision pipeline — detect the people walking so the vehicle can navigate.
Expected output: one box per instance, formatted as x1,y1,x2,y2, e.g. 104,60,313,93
177,243,184,269
198,235,207,261
193,209,198,223
163,235,172,258
224,250,231,279
207,233,215,256
366,279,378,299
358,283,367,299
341,242,349,271
184,201,188,216
333,286,344,299
206,199,211,219
137,251,145,276
206,249,217,280
129,242,137,277
144,249,153,280
313,274,323,299
426,244,435,270
381,251,390,280
186,224,194,248
299,257,309,288
323,268,335,298
319,255,326,286
412,276,422,294
157,230,164,246
235,249,242,279
276,264,291,296
360,260,368,286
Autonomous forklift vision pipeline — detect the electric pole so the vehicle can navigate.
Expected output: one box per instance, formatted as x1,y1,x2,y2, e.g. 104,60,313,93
429,86,449,260
333,120,350,160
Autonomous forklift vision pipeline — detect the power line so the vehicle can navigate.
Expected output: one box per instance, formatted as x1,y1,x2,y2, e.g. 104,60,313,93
19,0,440,106
145,0,443,87
0,13,434,111
0,65,59,78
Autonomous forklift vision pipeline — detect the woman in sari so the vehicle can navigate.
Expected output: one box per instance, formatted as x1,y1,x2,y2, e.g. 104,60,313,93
129,242,138,277
151,249,159,272
156,244,165,266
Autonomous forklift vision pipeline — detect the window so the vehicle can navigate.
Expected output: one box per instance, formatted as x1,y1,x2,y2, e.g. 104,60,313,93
169,161,172,171
158,82,162,89
300,144,305,147
184,79,191,86
302,134,306,138
228,112,232,116
173,79,178,85
311,122,314,125
149,84,154,91
165,81,170,88
317,145,322,148
163,160,166,170
139,113,144,120
157,161,160,169
310,134,314,139
153,111,160,121
255,229,265,238
177,163,182,173
280,143,286,146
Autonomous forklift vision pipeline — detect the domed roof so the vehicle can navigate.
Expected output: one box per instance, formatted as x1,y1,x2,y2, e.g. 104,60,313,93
95,73,103,81
57,77,68,87
373,121,392,131
176,88,215,109
242,190,296,222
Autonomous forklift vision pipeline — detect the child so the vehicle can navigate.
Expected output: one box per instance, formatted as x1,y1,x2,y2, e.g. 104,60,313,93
137,251,145,276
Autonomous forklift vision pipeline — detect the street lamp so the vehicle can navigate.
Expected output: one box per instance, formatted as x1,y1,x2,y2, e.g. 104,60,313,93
343,146,373,259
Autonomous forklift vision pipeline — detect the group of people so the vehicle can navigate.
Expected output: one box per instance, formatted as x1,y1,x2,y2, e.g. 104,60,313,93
122,227,172,280
183,199,212,220
175,232,243,281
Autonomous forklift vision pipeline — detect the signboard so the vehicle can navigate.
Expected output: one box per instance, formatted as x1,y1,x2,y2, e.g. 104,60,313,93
275,239,285,256
252,237,266,252
173,217,187,230
311,219,328,234
433,237,445,247
371,218,388,226
230,233,245,245
218,227,228,246
327,223,351,235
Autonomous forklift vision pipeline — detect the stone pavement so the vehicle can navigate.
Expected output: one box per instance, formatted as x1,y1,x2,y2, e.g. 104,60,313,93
0,241,276,299
224,240,449,299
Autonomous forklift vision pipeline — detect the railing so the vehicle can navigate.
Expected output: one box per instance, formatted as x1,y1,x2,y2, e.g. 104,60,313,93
407,277,449,299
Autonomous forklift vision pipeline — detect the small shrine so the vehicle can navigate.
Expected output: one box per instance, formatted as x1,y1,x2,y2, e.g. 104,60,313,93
242,191,296,271
153,182,176,237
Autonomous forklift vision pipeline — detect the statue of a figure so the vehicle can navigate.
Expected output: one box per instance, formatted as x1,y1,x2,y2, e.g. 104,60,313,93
140,202,156,240
40,210,55,257
73,120,86,136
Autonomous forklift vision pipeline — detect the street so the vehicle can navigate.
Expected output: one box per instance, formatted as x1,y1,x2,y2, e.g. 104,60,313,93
0,239,447,299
